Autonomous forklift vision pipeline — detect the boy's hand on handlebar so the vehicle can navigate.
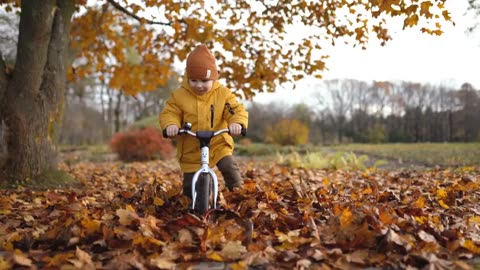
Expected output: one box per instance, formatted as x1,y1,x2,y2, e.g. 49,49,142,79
229,123,242,136
166,125,179,137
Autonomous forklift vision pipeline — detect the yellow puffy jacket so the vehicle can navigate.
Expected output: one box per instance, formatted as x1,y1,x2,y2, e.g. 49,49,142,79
159,79,248,172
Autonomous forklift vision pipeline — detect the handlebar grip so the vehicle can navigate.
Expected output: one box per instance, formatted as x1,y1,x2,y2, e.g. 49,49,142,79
162,129,168,138
241,128,247,136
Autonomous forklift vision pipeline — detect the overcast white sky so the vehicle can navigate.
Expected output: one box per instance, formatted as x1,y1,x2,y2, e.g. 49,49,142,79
252,0,480,104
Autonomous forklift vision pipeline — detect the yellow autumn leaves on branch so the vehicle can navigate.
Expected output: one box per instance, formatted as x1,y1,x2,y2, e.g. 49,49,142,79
27,0,450,98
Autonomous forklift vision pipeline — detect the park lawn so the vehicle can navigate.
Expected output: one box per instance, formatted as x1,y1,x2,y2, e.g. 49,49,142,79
235,142,480,170
59,142,480,170
329,143,480,167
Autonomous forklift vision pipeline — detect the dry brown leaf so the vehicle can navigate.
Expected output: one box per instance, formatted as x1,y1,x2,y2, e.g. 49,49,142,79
418,230,436,243
13,252,32,267
220,241,247,260
150,256,176,269
116,205,138,226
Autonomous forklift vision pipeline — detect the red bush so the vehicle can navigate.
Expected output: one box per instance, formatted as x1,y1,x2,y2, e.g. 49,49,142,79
110,127,174,162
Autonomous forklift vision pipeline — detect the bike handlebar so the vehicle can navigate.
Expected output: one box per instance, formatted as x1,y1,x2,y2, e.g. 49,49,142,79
162,127,246,138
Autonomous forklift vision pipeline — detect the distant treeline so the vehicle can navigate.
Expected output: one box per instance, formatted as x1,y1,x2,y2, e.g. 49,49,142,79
247,80,480,144
59,78,479,145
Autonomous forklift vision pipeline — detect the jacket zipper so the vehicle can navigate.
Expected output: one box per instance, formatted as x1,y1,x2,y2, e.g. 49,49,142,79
210,104,214,128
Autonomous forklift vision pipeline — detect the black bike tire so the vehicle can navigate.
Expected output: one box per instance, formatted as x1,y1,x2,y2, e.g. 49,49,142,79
195,173,211,215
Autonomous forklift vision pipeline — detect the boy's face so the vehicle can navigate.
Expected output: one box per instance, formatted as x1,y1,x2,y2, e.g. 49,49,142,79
189,79,213,95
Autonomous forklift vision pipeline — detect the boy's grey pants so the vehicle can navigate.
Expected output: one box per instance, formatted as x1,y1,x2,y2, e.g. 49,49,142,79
182,155,242,198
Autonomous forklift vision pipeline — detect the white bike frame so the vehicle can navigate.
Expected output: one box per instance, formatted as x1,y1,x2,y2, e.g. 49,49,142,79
180,128,229,211
164,124,245,213
191,144,219,210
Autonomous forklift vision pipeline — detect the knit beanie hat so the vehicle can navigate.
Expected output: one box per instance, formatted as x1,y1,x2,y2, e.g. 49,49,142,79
186,45,219,80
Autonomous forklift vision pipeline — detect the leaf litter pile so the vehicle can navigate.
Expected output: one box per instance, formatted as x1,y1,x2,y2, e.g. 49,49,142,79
1,159,480,269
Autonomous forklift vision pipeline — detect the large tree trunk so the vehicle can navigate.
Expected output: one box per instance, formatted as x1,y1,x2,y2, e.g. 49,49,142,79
0,0,75,182
0,57,8,169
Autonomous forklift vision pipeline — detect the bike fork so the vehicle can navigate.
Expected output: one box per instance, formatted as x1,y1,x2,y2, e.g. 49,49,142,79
191,146,219,210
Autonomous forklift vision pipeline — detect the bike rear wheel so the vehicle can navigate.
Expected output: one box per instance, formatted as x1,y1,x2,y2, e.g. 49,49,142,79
194,173,212,215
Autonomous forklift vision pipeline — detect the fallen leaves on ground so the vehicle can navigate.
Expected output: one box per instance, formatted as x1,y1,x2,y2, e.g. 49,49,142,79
1,159,480,269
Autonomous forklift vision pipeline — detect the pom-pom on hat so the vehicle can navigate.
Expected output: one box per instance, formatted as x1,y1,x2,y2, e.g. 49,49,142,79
186,44,219,80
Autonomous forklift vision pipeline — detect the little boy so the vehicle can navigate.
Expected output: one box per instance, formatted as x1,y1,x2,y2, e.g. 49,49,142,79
159,44,248,198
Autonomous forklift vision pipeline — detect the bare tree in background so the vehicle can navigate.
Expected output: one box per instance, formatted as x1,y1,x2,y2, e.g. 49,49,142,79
453,83,480,141
126,74,179,121
467,0,480,34
349,80,371,141
59,72,179,145
321,79,357,143
307,79,480,144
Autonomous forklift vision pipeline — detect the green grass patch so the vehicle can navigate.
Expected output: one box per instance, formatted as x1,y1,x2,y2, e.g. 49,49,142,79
86,144,111,155
60,144,115,164
329,143,480,167
235,143,323,157
235,143,387,170
130,116,161,129
275,150,387,170
58,144,110,154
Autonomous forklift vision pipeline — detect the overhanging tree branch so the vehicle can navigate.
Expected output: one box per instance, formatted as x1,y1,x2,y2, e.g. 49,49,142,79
106,0,172,25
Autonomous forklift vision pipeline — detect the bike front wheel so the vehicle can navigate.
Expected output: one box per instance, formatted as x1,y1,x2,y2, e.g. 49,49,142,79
194,173,212,215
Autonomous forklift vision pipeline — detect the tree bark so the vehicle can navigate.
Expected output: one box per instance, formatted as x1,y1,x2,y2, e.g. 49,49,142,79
0,0,75,182
114,91,123,133
0,56,6,102
1,47,8,169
